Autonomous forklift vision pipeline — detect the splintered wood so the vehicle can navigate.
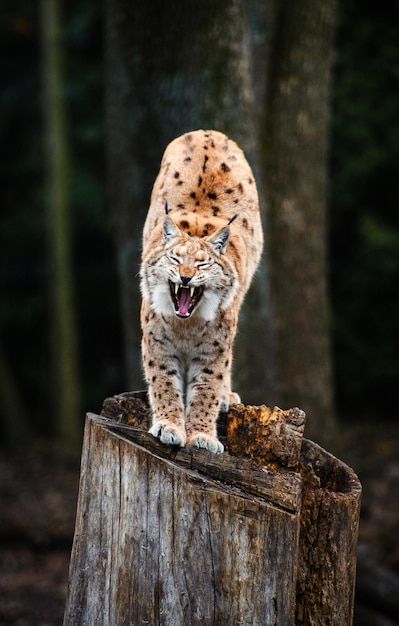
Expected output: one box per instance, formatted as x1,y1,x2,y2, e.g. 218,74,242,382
227,403,305,468
101,390,151,428
101,391,306,471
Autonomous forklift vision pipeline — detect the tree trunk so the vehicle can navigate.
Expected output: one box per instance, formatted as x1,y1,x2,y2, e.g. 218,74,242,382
105,0,339,444
262,0,337,445
104,0,274,402
41,0,81,454
63,393,361,625
296,439,361,624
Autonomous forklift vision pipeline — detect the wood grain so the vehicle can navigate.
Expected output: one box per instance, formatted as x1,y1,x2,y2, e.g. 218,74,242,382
64,396,361,625
64,414,300,625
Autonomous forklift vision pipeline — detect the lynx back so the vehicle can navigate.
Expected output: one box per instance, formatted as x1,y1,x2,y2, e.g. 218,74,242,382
140,130,263,453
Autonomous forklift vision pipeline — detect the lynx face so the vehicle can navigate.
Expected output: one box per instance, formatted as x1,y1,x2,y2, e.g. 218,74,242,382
140,130,263,453
141,215,238,322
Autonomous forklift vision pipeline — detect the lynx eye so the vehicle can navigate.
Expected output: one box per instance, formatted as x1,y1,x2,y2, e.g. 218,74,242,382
196,261,212,269
167,254,180,265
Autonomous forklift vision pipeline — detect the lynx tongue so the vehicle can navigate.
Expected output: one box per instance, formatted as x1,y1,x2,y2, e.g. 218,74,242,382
170,281,203,318
177,287,191,317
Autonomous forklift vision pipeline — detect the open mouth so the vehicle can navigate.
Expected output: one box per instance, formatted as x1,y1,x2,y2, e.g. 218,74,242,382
169,281,204,318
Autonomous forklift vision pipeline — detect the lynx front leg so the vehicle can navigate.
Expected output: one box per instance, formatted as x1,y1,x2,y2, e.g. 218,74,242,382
142,332,186,447
146,369,186,446
185,360,232,454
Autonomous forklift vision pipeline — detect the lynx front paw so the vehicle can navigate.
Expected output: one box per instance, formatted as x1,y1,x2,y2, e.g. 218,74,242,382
149,420,186,447
188,432,224,454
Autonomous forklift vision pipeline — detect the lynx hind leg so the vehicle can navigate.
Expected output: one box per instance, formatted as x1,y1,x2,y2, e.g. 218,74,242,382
149,419,186,447
220,391,241,413
229,391,241,404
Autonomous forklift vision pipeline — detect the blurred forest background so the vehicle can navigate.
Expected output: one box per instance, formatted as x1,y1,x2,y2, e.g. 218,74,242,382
1,0,398,448
1,0,399,624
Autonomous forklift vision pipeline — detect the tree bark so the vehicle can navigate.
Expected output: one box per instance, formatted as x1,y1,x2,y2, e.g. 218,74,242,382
64,413,300,625
64,393,361,625
296,439,361,625
262,0,337,445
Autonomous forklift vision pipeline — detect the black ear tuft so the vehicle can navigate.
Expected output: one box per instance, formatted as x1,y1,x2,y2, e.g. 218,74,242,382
165,201,169,215
227,213,238,226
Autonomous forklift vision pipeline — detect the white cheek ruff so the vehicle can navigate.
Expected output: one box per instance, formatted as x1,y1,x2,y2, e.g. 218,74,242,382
196,290,221,321
219,282,238,311
151,283,175,316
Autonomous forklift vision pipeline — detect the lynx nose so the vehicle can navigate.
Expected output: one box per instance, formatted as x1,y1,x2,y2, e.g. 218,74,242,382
180,274,192,286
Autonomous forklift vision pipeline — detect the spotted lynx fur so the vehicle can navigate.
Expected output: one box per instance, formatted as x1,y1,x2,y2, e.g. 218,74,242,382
140,130,263,453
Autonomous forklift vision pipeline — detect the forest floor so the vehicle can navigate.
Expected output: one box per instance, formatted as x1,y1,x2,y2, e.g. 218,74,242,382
0,418,398,626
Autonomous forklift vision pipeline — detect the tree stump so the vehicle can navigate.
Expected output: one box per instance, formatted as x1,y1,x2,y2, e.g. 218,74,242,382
63,392,361,626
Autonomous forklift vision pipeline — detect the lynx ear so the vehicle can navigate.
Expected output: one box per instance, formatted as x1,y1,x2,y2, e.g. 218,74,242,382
207,225,230,254
163,216,181,244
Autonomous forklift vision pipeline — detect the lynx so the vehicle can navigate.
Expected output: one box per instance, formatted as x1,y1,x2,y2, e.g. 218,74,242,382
140,130,263,453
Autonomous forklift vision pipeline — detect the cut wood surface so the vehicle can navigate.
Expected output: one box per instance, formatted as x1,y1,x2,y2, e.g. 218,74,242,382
63,392,361,626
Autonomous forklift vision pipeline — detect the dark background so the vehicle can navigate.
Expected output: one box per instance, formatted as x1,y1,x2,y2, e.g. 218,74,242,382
1,0,398,437
1,0,399,624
